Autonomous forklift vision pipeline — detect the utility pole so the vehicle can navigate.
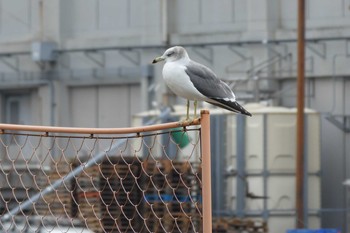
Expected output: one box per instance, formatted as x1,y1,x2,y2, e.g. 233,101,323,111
296,0,306,228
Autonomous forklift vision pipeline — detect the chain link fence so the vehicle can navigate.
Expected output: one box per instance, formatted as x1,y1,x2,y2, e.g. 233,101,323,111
0,111,212,233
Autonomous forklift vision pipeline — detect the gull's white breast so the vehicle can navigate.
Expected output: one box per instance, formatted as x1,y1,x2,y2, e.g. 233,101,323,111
162,61,208,101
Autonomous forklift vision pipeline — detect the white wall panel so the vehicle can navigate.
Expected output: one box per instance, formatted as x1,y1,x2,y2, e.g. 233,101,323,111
61,0,97,36
0,0,38,38
308,0,345,19
98,85,129,128
61,0,161,39
69,84,141,128
170,0,246,34
98,0,129,30
69,86,98,128
281,0,350,29
201,1,234,24
129,1,161,28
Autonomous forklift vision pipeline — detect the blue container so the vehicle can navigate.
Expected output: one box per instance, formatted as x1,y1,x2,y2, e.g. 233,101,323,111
287,229,340,233
144,194,161,202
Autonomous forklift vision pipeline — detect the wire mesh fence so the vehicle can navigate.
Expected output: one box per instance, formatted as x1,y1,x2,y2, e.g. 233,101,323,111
0,111,212,233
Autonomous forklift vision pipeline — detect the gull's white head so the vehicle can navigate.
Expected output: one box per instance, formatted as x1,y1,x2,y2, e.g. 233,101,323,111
152,46,189,64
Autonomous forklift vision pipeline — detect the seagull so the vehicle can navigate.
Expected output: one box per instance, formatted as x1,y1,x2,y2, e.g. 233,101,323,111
152,46,252,120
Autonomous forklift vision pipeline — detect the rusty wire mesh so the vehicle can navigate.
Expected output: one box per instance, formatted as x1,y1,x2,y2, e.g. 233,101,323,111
0,120,206,233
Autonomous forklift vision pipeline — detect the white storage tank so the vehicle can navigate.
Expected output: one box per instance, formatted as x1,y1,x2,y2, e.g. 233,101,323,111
226,104,320,173
226,103,321,233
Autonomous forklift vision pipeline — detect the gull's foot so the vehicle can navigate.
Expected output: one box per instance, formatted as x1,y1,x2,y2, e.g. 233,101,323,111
179,118,194,125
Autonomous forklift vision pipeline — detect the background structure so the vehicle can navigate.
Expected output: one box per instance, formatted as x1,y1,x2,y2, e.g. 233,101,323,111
0,0,349,230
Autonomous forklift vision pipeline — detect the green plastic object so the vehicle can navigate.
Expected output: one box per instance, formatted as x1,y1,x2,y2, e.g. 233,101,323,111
171,128,191,148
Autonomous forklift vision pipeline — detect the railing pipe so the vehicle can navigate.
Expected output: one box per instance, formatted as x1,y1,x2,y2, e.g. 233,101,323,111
201,110,212,233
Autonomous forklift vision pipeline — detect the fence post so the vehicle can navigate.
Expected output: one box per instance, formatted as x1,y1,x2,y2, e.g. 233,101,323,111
201,110,212,233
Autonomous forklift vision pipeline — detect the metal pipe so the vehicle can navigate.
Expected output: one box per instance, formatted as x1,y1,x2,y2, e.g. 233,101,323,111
200,110,212,233
296,0,306,228
212,116,220,212
49,79,55,126
39,0,44,40
212,115,226,213
263,114,268,220
236,115,246,218
303,115,309,227
342,77,348,232
0,116,200,135
331,54,344,114
161,0,168,44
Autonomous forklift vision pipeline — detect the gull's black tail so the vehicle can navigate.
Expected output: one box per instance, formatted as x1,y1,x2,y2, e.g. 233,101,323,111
208,98,252,117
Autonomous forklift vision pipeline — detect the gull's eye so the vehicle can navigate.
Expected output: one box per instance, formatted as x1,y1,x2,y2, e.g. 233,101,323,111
167,51,174,57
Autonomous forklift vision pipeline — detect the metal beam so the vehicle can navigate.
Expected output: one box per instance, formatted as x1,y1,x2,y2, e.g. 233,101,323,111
306,42,327,59
236,115,246,218
54,36,350,54
2,36,350,59
296,0,306,228
83,51,106,67
0,55,19,72
191,46,214,64
119,49,141,65
325,115,350,133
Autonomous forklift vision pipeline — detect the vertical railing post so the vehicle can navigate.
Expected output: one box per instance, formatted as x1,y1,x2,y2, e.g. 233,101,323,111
201,110,212,233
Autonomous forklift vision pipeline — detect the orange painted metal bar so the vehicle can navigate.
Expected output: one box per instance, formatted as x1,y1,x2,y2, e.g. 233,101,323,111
200,110,212,233
0,118,200,135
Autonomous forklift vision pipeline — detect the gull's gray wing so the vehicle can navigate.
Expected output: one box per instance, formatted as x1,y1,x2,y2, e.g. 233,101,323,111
185,61,235,100
185,60,252,116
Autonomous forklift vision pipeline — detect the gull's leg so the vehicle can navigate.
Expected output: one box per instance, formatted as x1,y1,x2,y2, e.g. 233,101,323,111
180,100,194,124
186,100,190,120
194,100,197,118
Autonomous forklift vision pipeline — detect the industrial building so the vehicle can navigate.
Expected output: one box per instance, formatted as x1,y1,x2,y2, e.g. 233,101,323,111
0,1,349,232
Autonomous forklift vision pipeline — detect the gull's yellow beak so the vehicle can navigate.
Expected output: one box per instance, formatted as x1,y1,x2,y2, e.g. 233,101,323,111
152,56,165,64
